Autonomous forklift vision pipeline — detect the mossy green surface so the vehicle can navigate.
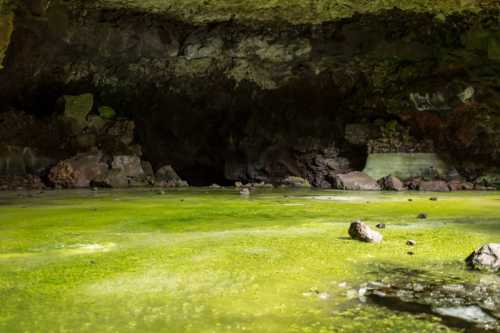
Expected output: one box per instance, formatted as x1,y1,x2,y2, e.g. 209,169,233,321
92,0,500,24
0,189,499,332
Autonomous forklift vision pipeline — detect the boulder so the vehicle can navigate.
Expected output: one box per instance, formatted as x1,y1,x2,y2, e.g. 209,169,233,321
92,169,129,188
348,221,383,243
335,172,381,191
48,150,108,188
448,180,475,191
378,175,405,191
466,244,500,272
281,176,311,188
155,165,188,187
141,161,154,177
106,120,135,146
418,180,450,192
111,155,144,178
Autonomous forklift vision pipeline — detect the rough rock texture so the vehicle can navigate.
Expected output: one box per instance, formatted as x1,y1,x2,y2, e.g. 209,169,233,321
348,221,383,243
155,165,188,187
335,172,381,191
418,180,450,192
466,243,500,272
48,150,108,188
0,1,499,185
378,175,405,191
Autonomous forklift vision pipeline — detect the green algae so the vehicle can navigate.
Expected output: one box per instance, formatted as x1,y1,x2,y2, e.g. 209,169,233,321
0,189,499,332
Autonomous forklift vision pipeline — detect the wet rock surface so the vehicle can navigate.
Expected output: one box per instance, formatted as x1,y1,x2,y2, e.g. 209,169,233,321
360,273,500,332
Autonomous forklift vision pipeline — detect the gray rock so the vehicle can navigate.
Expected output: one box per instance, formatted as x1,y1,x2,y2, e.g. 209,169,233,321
335,172,381,191
407,240,417,246
466,244,500,272
155,165,181,182
111,155,144,178
240,188,250,196
348,221,383,243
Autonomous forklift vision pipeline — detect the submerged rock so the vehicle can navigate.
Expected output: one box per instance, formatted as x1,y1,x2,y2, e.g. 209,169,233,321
466,244,500,272
335,172,381,191
348,221,383,243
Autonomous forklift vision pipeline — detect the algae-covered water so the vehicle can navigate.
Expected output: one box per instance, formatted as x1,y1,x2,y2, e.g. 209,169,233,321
0,188,499,332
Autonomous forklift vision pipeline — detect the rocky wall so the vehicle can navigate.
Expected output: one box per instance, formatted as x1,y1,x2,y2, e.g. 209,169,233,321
0,1,499,185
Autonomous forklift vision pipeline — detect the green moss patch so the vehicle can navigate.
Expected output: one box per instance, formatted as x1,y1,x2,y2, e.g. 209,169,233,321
0,189,499,332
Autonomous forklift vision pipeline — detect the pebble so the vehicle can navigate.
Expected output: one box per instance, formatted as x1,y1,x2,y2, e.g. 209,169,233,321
376,223,386,229
417,213,428,219
430,197,438,201
407,240,417,246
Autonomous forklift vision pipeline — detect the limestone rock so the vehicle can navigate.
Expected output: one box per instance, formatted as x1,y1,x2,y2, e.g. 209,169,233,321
48,150,108,188
348,221,383,243
335,172,381,191
378,175,405,191
466,244,500,272
418,180,450,192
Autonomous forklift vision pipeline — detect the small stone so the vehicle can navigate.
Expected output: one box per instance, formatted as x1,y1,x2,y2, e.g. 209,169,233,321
209,184,221,189
407,251,415,255
407,240,417,246
417,213,428,219
408,198,413,202
430,197,438,201
240,188,250,196
235,181,243,188
92,187,98,192
376,223,386,229
158,191,165,195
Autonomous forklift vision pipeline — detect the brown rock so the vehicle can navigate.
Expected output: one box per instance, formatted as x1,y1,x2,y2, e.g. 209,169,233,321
335,172,381,191
378,175,405,191
348,221,383,243
418,180,450,192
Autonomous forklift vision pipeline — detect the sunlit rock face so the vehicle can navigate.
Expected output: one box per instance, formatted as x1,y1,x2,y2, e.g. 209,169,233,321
0,0,499,185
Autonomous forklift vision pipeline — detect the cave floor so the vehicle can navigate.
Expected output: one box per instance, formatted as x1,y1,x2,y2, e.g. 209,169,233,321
0,188,499,332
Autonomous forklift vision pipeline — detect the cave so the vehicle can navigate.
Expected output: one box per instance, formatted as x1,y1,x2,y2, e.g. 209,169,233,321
1,2,500,333
0,0,499,189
